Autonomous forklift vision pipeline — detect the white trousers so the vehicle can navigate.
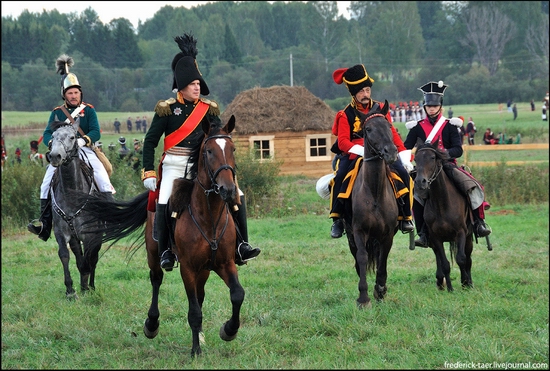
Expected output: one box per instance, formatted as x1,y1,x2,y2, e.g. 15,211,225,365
40,146,115,198
158,153,193,204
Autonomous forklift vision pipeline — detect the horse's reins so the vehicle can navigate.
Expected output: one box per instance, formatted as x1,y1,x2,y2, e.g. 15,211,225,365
415,147,443,187
362,113,386,162
191,134,237,265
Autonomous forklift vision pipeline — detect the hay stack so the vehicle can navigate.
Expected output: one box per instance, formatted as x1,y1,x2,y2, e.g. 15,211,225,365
221,85,336,135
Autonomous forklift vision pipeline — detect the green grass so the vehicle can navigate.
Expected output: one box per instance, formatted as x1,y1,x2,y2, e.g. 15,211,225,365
2,203,548,369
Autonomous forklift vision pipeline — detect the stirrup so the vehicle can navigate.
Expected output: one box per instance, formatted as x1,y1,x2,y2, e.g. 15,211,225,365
27,220,43,236
414,233,430,248
236,242,260,265
160,250,176,271
399,220,414,233
475,221,491,238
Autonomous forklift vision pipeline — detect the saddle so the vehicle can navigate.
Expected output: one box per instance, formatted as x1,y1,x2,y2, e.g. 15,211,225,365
337,157,409,201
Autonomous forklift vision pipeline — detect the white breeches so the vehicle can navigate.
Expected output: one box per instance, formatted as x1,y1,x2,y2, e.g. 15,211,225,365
158,153,193,204
40,146,115,198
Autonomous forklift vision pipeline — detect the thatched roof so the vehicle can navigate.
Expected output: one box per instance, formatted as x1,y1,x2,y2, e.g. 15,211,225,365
220,85,336,135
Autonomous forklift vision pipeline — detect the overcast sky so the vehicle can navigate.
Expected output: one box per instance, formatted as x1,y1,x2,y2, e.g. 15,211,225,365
1,1,351,29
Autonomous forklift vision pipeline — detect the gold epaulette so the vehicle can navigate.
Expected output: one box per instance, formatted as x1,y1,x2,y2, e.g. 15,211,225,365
200,98,220,116
154,98,177,117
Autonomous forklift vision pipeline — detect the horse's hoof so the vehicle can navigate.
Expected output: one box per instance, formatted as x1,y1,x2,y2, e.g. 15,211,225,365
219,323,238,341
356,300,372,309
143,319,159,339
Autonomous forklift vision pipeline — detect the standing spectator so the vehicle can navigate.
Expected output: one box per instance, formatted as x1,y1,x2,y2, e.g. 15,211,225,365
14,147,22,164
447,106,453,118
530,99,535,111
29,140,47,166
113,118,121,133
135,116,142,132
507,99,512,112
458,116,466,144
466,117,477,145
142,116,148,133
512,103,517,120
542,103,547,121
126,117,132,132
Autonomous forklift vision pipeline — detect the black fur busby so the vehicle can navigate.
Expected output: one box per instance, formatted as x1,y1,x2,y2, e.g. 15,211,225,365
418,81,448,106
30,140,39,151
171,33,209,95
56,55,81,99
333,64,374,96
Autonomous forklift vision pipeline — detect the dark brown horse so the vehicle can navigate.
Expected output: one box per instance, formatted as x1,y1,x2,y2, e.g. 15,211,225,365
77,115,244,356
343,101,400,308
413,139,474,291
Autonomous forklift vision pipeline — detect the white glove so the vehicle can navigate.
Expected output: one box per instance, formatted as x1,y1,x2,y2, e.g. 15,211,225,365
398,150,414,173
348,144,365,156
77,138,86,148
143,177,157,191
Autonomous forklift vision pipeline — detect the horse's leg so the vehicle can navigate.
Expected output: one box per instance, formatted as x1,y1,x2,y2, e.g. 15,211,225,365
69,238,90,293
181,268,210,357
216,265,244,342
86,241,101,291
56,235,76,299
353,233,371,308
432,240,452,291
373,239,392,301
460,235,474,288
144,215,163,339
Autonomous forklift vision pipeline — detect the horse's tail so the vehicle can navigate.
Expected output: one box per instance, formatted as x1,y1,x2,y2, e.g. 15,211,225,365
80,191,149,245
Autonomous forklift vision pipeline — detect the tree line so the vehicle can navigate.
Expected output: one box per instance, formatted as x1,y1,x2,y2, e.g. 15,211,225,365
1,1,548,113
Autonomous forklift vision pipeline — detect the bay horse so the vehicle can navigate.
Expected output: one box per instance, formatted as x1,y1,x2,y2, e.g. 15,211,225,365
342,101,400,308
413,139,474,291
78,115,244,357
48,118,103,299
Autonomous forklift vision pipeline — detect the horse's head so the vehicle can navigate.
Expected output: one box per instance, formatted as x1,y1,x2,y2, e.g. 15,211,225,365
48,116,80,167
357,100,397,164
413,138,449,198
198,115,238,205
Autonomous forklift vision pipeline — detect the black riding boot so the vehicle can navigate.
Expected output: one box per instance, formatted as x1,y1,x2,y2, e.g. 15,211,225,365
155,204,175,271
473,208,491,237
398,194,414,233
27,198,52,241
234,195,261,265
330,217,344,238
413,201,429,248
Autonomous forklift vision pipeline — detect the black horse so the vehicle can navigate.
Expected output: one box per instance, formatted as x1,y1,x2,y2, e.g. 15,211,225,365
343,101,400,308
413,139,474,291
48,118,104,298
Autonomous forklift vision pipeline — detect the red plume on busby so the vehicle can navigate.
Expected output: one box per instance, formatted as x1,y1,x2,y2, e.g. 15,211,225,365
171,33,209,95
56,54,81,99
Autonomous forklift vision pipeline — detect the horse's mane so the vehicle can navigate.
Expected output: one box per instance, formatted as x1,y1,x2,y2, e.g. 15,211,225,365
50,120,72,132
187,116,225,178
417,140,451,161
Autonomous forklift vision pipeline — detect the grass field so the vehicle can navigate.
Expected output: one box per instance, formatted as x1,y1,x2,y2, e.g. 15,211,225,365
1,202,548,369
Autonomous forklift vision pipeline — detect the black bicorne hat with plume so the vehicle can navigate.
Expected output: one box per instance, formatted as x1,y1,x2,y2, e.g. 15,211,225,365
171,33,209,95
56,54,81,99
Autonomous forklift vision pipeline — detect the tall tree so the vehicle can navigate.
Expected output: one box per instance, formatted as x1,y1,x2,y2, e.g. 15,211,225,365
223,23,242,65
461,5,517,76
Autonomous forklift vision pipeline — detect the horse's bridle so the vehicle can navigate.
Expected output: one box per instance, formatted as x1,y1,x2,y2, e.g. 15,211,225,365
362,113,386,162
415,147,443,187
52,124,80,166
198,134,237,195
191,134,237,263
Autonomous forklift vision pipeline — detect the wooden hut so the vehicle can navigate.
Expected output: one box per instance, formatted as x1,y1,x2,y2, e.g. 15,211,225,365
221,85,336,178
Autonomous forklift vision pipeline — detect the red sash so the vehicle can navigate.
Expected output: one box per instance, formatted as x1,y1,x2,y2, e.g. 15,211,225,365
163,101,209,151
